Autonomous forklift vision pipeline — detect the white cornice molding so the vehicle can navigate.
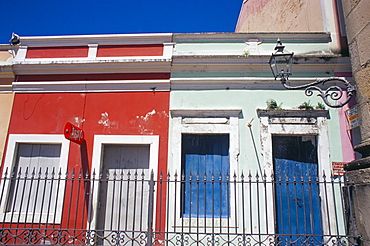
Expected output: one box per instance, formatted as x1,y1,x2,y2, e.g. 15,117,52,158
170,77,352,90
173,32,331,43
171,55,351,73
18,56,170,64
0,64,14,78
12,58,172,74
17,33,332,47
171,77,275,90
10,76,352,92
19,33,173,47
173,55,349,64
0,85,13,93
171,109,242,117
12,79,170,93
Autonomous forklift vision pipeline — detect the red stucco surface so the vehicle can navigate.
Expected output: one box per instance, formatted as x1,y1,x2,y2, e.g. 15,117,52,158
97,44,163,57
5,91,170,230
26,46,89,58
7,92,169,171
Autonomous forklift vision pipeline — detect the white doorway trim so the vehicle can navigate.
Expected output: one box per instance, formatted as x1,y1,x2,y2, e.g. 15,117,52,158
88,135,159,231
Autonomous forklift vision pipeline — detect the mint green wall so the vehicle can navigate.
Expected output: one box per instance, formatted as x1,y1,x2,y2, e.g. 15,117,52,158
169,89,343,173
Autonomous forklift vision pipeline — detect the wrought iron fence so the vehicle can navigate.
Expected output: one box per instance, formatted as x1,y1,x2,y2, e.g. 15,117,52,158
0,168,359,245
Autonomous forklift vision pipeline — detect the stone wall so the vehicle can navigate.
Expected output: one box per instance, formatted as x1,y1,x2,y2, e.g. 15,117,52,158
342,0,370,245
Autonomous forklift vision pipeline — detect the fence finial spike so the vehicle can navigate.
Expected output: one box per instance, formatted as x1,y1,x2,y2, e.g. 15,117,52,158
3,167,8,178
31,167,36,177
45,167,49,177
24,166,29,177
150,169,154,180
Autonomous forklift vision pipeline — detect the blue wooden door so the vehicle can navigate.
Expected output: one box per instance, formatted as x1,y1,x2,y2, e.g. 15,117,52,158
181,134,230,218
273,136,322,245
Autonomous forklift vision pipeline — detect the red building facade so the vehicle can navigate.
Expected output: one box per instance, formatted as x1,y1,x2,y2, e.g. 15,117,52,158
1,34,172,244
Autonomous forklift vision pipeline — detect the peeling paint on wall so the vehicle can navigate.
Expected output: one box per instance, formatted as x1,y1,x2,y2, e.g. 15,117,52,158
130,110,169,135
98,112,110,126
137,109,156,121
98,112,119,133
74,117,85,127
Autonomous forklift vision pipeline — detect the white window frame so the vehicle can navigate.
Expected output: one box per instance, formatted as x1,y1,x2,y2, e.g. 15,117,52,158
88,135,159,231
0,134,70,223
169,109,241,229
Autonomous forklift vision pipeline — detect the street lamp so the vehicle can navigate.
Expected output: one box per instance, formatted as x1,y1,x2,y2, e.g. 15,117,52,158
268,39,356,108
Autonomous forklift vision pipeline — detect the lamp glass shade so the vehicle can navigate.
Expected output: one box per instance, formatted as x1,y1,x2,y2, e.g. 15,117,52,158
269,52,293,78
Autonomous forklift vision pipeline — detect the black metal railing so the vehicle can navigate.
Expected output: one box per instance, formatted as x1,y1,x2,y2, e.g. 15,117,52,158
0,168,359,245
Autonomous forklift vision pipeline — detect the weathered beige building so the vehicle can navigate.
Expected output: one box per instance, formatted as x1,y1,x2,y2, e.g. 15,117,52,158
235,0,347,54
0,45,14,164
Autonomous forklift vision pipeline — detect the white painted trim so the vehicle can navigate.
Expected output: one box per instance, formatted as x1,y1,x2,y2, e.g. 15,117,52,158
171,77,353,90
0,134,70,224
12,59,172,75
171,108,242,117
0,85,13,93
88,44,98,59
13,79,170,93
95,56,168,61
258,110,336,238
169,110,240,230
183,118,229,124
172,32,331,42
170,76,353,90
18,56,169,63
14,46,27,61
88,135,159,231
171,56,350,75
163,42,174,58
19,33,173,47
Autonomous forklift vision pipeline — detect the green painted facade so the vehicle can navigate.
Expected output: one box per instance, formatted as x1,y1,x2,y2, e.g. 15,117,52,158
169,89,343,174
169,32,354,175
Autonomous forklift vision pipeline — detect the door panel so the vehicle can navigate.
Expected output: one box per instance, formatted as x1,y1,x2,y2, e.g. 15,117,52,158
96,144,150,244
273,136,322,245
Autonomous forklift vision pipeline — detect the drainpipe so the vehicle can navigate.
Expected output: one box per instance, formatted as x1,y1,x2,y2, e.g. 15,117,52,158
321,0,347,54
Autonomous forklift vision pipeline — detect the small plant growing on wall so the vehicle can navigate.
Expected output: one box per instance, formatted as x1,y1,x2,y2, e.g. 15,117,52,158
243,50,250,56
316,102,325,110
266,99,283,110
298,101,314,110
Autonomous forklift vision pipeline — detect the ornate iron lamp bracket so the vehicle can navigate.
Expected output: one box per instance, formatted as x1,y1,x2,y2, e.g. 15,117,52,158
269,39,356,108
281,77,356,108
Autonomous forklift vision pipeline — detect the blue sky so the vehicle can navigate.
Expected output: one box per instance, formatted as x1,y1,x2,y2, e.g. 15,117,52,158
0,0,242,43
